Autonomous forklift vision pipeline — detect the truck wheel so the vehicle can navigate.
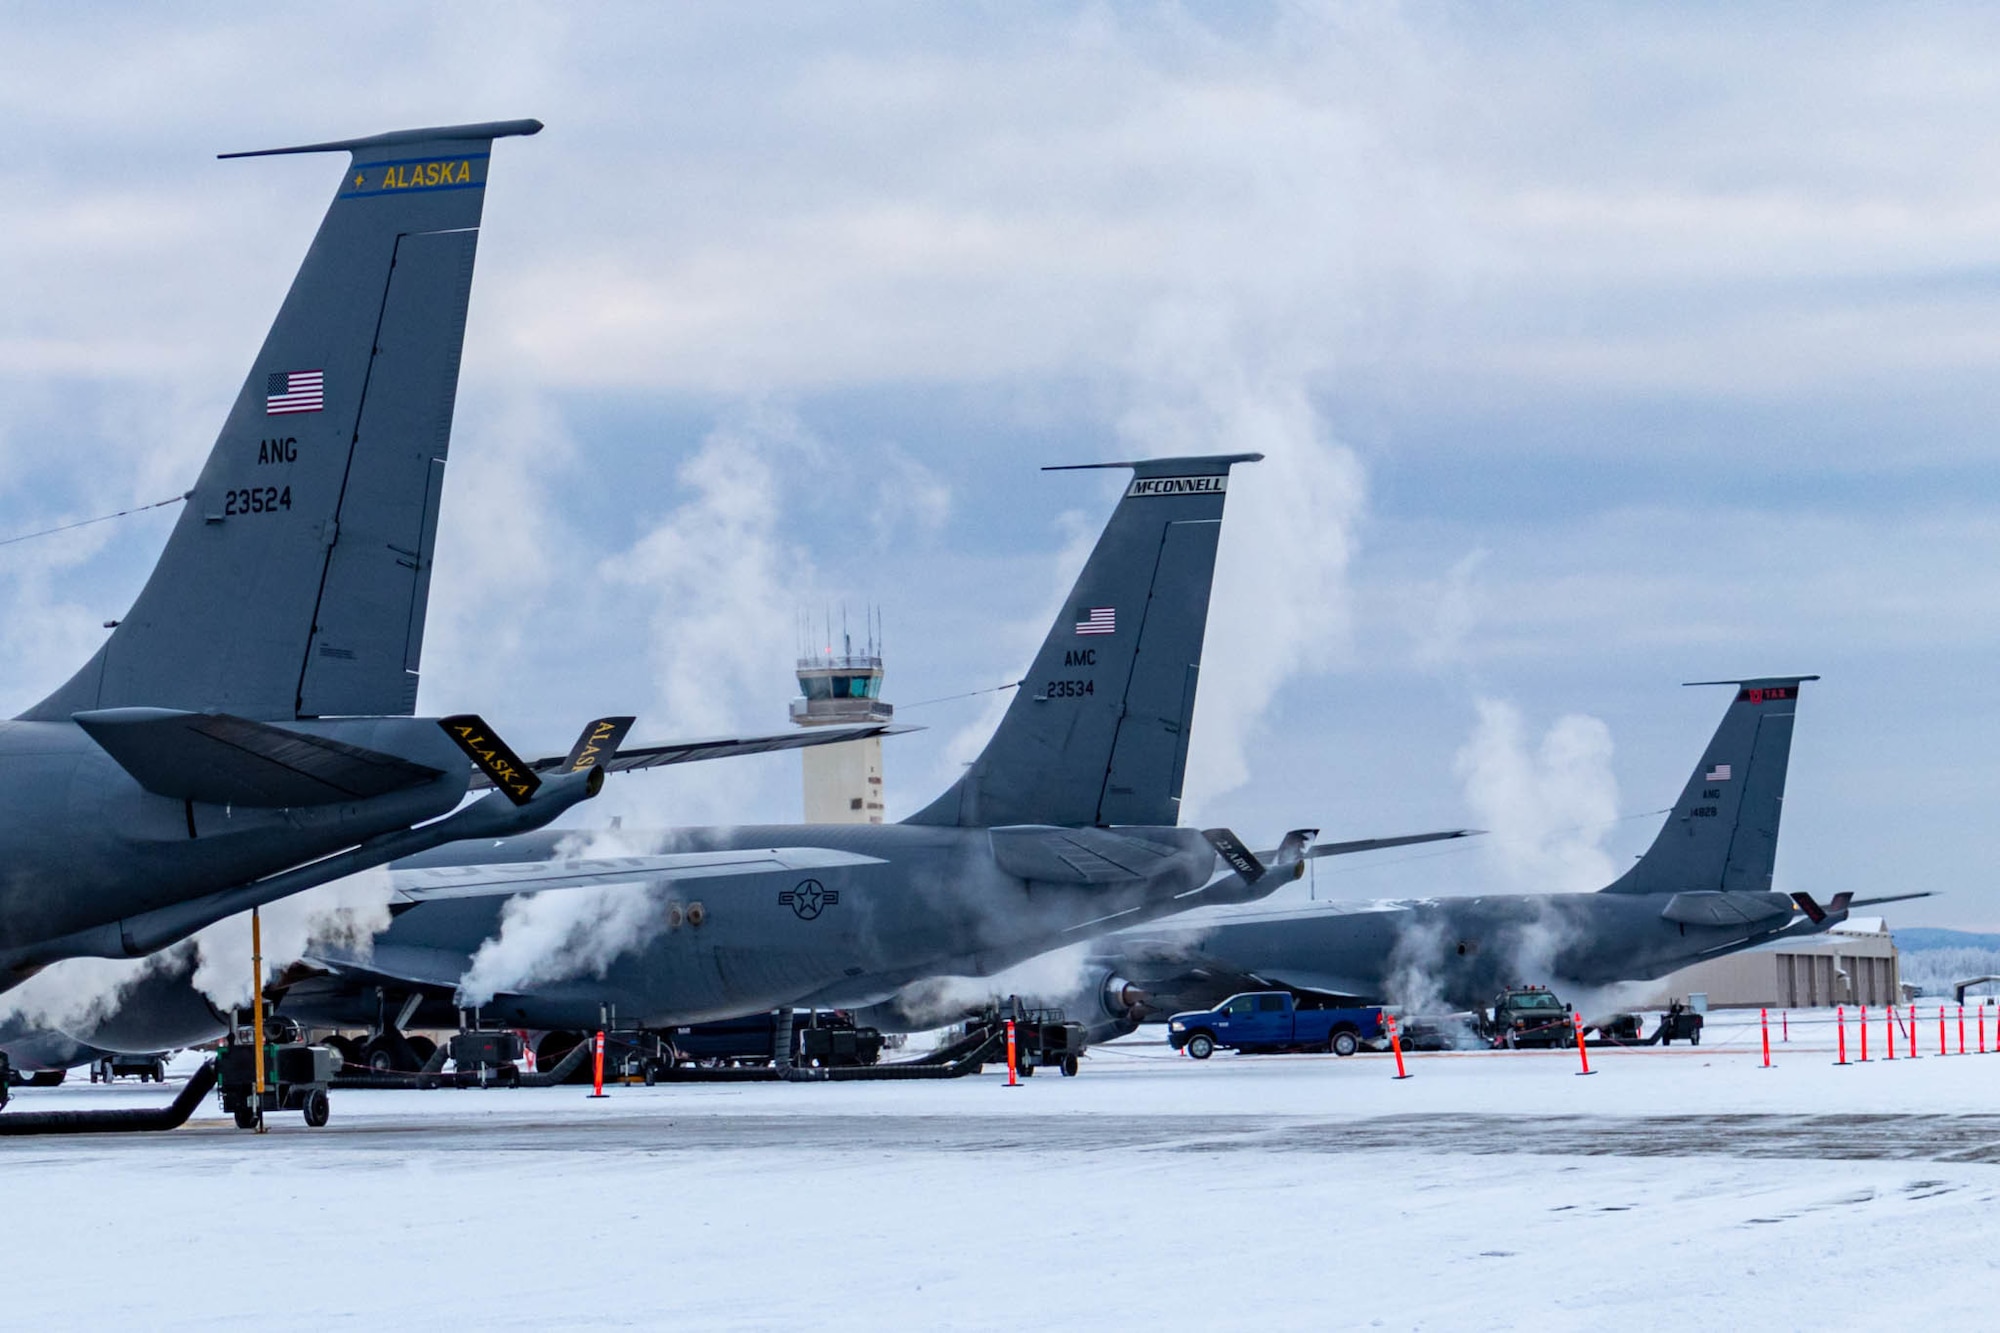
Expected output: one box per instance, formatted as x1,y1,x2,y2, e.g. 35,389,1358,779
233,1106,259,1131
1186,1033,1216,1060
303,1089,330,1128
1329,1030,1360,1058
1061,1055,1079,1077
1690,1030,1700,1046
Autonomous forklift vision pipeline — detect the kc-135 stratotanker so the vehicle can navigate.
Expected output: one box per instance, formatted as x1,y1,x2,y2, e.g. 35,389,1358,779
0,122,895,1084
950,676,1930,1042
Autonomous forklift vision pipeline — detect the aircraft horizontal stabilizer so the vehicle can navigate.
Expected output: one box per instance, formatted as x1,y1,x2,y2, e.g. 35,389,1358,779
1661,890,1794,928
1256,828,1481,861
989,826,1180,884
74,708,446,807
465,721,917,790
1844,891,1934,909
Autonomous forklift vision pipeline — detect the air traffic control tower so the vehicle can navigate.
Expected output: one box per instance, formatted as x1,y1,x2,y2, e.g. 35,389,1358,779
791,613,891,824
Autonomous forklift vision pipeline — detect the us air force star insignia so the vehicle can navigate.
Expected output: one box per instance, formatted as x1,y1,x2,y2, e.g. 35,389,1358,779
778,878,839,920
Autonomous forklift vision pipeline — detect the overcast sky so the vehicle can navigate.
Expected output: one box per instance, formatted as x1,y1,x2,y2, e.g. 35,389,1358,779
3,4,1996,927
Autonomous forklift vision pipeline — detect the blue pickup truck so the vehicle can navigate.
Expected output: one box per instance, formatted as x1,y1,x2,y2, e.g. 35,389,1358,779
1167,991,1386,1059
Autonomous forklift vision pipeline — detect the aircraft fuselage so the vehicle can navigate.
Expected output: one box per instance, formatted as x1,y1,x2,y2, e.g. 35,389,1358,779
1096,888,1812,1022
277,821,1224,1032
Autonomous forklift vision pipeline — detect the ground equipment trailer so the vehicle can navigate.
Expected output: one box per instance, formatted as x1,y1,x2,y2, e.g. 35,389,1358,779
217,1037,336,1128
1168,991,1385,1058
651,1009,887,1074
644,998,1086,1082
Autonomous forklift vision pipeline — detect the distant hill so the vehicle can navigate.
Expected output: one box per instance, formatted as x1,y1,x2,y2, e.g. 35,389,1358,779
1894,928,2000,953
1892,928,2000,997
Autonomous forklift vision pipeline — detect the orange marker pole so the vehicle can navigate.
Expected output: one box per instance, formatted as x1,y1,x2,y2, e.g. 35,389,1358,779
1886,1005,1895,1060
588,1030,607,1098
1387,1013,1410,1080
1835,1006,1848,1066
1910,1003,1921,1059
1958,1006,1966,1056
1980,1005,1987,1055
1574,1012,1594,1076
1938,1005,1947,1057
1859,1004,1868,1062
1759,1008,1772,1069
1005,1018,1018,1088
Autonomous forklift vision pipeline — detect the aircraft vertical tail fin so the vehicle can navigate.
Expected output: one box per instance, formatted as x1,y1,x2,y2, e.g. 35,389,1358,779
1600,676,1817,895
22,120,541,724
904,454,1257,829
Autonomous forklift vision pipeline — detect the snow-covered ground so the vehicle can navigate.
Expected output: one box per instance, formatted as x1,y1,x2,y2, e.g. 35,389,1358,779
4,1008,1997,1329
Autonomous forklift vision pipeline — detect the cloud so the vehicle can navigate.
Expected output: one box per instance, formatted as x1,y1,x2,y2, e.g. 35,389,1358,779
0,5,1996,934
1413,549,1488,671
1454,698,1619,893
1122,311,1367,815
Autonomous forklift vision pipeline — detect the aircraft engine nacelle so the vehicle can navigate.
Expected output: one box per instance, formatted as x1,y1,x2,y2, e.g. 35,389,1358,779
1101,973,1146,1020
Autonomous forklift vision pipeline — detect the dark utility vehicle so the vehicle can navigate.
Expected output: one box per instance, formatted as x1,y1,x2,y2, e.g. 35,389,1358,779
1481,985,1575,1048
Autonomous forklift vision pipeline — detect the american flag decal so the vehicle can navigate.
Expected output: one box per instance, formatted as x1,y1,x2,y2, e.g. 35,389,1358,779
265,370,324,415
1074,606,1115,636
1705,764,1731,782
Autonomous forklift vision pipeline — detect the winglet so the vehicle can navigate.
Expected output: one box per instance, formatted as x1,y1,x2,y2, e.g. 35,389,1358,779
1203,828,1268,885
438,715,540,806
220,119,544,159
1272,828,1317,869
561,716,636,773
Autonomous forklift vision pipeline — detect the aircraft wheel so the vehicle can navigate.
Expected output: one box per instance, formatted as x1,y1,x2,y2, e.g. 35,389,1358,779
27,1070,67,1087
1186,1033,1216,1060
233,1105,259,1131
302,1089,331,1128
1330,1030,1361,1058
1060,1055,1079,1077
1690,1031,1701,1046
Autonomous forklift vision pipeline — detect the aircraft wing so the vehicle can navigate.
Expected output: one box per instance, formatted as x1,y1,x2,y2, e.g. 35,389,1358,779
386,847,887,904
74,708,446,807
466,722,919,790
